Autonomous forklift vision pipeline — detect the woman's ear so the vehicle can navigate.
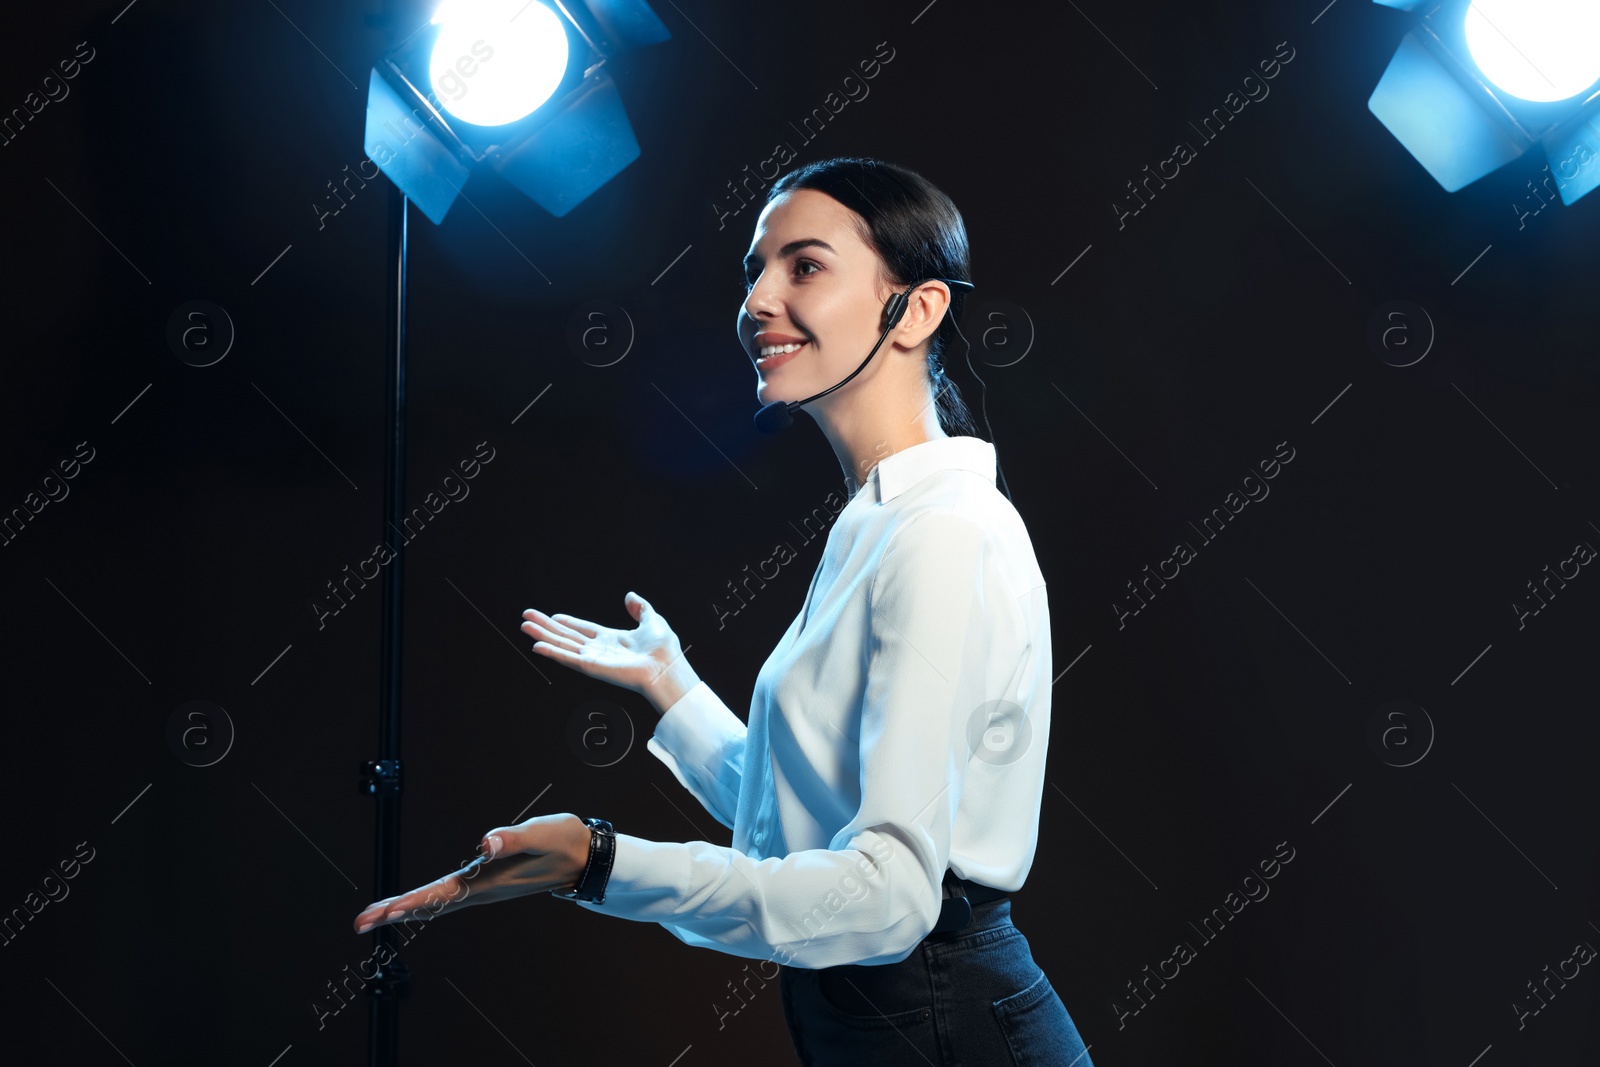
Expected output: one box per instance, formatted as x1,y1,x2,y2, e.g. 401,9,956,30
896,284,951,348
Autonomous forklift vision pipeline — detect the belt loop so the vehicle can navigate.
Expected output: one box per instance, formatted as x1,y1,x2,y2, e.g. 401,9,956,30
931,892,972,934
931,869,972,934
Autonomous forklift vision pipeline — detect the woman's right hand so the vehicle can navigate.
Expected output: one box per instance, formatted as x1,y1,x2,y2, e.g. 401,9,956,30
520,591,700,714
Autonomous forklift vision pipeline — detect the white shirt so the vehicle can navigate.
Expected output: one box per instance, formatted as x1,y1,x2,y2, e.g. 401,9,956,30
575,435,1052,969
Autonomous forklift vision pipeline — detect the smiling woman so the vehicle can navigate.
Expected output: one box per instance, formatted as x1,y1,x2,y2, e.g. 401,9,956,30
707,158,1091,1064
735,157,985,481
353,157,1089,1067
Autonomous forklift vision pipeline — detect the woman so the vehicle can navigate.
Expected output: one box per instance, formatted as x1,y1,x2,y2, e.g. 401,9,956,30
354,157,1093,1066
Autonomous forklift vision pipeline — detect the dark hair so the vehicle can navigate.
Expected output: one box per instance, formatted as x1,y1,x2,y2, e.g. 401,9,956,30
764,157,979,438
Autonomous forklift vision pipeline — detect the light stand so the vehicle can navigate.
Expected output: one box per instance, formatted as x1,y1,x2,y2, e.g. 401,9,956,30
352,1,670,1059
356,177,412,1066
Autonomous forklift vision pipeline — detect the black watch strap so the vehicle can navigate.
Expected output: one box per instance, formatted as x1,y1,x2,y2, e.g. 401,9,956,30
550,817,615,904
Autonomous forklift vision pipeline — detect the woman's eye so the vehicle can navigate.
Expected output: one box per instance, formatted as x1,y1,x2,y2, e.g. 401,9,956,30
743,260,820,292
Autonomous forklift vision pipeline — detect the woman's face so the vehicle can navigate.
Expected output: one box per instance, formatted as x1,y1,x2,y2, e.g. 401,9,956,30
737,188,893,406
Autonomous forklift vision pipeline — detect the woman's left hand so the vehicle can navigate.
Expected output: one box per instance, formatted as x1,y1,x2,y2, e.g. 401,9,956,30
352,813,591,934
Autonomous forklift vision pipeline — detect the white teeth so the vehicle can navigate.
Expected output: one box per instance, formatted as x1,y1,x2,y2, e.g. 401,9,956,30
758,342,806,358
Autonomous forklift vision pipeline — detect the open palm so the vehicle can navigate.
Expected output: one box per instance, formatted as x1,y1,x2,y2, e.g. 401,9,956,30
521,591,688,700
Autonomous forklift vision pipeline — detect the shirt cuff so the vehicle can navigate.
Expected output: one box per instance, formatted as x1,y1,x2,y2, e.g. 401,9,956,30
570,832,673,915
648,679,746,776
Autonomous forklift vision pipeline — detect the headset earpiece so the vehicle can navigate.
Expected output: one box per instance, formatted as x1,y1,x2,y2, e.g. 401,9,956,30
885,278,968,331
884,292,909,329
756,275,978,438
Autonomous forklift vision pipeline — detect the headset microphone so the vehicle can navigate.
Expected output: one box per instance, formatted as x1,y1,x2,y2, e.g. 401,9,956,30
752,277,976,435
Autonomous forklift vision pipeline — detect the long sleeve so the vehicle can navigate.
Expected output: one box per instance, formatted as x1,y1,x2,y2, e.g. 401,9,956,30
577,510,1036,970
646,680,747,831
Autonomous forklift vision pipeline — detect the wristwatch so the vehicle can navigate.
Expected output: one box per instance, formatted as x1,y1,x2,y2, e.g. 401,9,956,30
550,817,615,904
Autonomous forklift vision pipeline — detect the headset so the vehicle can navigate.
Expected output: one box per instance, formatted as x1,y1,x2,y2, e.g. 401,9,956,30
752,276,1012,502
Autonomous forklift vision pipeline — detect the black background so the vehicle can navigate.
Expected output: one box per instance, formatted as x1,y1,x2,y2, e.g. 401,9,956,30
3,0,1597,1064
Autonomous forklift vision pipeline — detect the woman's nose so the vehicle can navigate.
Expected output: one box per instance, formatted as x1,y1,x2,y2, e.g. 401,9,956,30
743,300,776,332
743,271,783,313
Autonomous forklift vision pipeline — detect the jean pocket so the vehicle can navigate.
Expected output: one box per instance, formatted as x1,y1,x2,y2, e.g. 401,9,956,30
992,969,1093,1066
814,969,934,1030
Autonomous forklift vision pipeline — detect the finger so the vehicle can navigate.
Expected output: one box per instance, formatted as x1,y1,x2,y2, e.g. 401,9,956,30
355,890,431,933
548,612,601,638
520,620,581,652
523,608,590,642
520,611,583,642
383,867,467,913
526,640,587,668
353,897,400,932
480,822,542,855
480,817,559,856
381,879,461,923
623,591,644,622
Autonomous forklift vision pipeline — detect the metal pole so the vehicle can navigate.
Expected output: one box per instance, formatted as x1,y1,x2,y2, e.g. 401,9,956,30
360,177,411,1066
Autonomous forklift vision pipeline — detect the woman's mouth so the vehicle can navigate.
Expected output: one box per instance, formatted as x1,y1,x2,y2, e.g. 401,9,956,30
755,341,808,371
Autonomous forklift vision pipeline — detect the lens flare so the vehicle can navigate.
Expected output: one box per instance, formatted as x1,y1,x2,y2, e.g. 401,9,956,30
1465,0,1600,103
429,0,569,127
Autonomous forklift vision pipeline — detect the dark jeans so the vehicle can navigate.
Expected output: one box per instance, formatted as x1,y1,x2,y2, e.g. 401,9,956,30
778,898,1093,1066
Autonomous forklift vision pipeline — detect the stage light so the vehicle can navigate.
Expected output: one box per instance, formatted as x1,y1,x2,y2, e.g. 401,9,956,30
1368,0,1600,204
1465,1,1600,103
364,0,670,222
356,9,676,1063
428,0,569,127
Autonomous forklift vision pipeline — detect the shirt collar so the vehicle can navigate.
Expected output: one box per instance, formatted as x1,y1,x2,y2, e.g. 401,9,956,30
852,435,997,504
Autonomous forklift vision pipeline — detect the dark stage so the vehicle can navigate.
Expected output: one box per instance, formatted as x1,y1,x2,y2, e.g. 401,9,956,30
3,0,1598,1064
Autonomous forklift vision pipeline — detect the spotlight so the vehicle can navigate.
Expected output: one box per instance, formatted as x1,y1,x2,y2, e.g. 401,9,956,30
428,0,568,126
1367,0,1600,204
1464,1,1600,103
364,0,670,222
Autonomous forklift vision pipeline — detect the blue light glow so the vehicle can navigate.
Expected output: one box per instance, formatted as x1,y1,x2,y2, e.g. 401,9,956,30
1464,0,1600,103
429,0,569,127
